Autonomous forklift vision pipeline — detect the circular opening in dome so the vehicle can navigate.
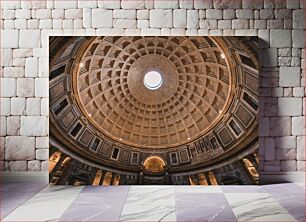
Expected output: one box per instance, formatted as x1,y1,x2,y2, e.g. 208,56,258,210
144,71,163,90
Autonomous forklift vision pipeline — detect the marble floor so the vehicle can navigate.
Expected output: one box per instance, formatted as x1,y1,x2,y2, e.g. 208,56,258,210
0,183,305,222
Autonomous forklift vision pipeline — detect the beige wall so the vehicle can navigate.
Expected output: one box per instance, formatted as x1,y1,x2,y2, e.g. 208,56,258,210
0,0,305,173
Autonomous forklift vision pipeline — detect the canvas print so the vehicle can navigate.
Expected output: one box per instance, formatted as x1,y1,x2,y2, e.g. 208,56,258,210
49,36,259,185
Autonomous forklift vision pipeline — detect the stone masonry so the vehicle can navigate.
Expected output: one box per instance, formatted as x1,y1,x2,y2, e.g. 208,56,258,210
0,0,305,172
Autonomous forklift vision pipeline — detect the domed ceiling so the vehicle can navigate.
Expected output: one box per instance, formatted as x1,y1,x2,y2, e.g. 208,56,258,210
49,36,259,176
75,37,231,148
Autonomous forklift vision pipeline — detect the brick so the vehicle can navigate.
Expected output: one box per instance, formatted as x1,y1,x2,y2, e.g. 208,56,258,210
270,30,292,48
113,10,136,19
35,78,49,97
28,160,41,171
78,0,97,8
19,30,41,48
12,58,25,67
20,116,48,136
62,19,74,29
98,0,120,9
281,160,297,171
26,98,41,116
232,19,249,29
194,0,212,8
3,67,24,78
293,87,304,97
36,137,49,149
21,1,47,9
267,20,284,29
218,20,232,29
292,116,305,135
121,0,145,9
9,161,27,171
279,67,300,87
213,0,241,9
1,117,7,136
275,136,297,149
297,136,305,161
278,48,291,57
242,0,263,9
292,30,305,48
13,49,32,58
150,9,172,28
7,116,20,136
14,19,27,29
52,9,64,19
5,136,35,160
38,58,49,77
1,30,19,48
16,78,34,97
125,28,141,36
1,78,16,98
137,20,149,28
39,19,52,29
173,9,186,28
264,138,275,160
236,9,254,19
114,19,137,28
297,161,305,171
260,9,274,19
137,10,149,19
2,10,16,19
278,98,302,116
65,9,83,19
263,48,277,67
270,117,291,136
11,98,26,115
275,9,292,19
1,1,20,9
0,98,10,116
200,20,217,29
54,1,77,9
293,9,305,29
25,57,38,77
4,20,15,29
41,160,49,171
154,0,178,9
287,0,300,9
223,9,235,19
35,9,51,19
27,19,39,29
206,9,222,19
276,148,296,160
179,0,193,8
83,8,91,28
187,10,199,29
41,98,49,116
36,149,48,160
259,117,269,136
92,9,113,28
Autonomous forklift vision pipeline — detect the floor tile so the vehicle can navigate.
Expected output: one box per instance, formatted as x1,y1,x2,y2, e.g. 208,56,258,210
176,193,237,222
282,205,305,222
59,186,130,221
221,185,264,193
119,186,176,222
225,193,297,221
262,183,304,194
270,192,305,206
176,185,222,193
0,183,47,194
2,185,84,221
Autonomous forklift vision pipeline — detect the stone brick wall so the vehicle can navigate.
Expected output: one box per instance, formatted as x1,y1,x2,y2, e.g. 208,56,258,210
0,0,305,173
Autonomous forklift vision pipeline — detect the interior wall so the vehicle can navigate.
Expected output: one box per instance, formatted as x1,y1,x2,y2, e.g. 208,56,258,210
0,0,305,174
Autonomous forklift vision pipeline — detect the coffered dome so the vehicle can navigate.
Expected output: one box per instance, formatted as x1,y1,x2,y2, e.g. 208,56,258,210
75,37,231,148
49,36,259,179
